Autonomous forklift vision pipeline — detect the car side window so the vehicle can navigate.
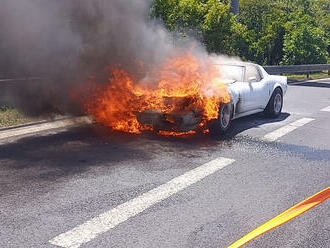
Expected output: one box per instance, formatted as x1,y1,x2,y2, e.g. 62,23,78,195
245,65,262,82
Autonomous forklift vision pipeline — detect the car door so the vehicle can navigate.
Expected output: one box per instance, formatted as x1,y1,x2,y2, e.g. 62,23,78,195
226,65,252,114
243,65,270,110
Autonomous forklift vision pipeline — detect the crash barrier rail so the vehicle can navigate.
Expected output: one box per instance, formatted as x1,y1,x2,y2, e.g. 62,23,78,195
0,78,43,105
0,77,42,83
1,64,330,88
1,64,330,82
264,64,330,77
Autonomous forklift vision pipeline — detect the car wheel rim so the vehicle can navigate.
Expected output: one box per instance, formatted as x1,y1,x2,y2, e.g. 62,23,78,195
274,93,282,113
221,105,230,128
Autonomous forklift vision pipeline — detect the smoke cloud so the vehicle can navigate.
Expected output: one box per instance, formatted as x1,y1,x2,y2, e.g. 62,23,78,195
0,0,221,116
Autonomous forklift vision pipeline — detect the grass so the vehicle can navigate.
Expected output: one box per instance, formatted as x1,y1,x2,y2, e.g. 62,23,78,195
0,105,37,128
286,71,330,82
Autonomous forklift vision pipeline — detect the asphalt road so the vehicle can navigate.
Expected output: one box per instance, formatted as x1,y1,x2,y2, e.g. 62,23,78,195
1,78,330,248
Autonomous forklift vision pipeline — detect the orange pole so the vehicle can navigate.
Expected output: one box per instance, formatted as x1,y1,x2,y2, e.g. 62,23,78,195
227,187,330,248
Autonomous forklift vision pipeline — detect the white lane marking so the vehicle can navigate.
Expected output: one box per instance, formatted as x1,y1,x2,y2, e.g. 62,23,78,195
321,106,330,112
0,117,92,140
262,118,314,142
49,157,235,248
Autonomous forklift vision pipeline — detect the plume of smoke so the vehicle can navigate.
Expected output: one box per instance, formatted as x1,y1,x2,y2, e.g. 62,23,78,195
1,0,184,115
1,0,80,114
0,0,238,116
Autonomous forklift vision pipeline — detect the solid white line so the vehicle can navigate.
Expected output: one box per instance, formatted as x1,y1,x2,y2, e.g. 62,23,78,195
262,118,314,142
0,117,92,140
49,157,235,248
321,106,330,112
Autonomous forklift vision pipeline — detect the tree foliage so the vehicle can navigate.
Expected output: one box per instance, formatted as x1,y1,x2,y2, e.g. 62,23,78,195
152,0,251,58
282,12,328,65
152,0,329,65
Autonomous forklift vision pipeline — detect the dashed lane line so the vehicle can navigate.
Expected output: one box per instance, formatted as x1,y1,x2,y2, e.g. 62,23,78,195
321,106,330,112
262,118,315,142
49,157,235,248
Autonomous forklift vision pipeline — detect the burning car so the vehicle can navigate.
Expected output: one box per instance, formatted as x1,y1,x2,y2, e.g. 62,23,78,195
136,62,287,135
83,54,287,136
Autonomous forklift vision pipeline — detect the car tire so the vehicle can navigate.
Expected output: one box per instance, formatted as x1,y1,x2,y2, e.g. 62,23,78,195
264,87,283,118
209,103,232,136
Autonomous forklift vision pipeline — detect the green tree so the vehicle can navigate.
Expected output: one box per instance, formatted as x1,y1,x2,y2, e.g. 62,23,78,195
240,0,329,65
240,0,288,65
202,0,236,53
152,0,329,65
312,0,330,58
152,0,205,32
152,0,252,58
281,12,328,65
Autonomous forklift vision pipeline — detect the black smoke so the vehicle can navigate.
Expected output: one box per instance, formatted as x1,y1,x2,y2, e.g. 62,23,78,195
0,0,193,116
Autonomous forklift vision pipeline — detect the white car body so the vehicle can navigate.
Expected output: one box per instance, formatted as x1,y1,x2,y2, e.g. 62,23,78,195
218,62,288,119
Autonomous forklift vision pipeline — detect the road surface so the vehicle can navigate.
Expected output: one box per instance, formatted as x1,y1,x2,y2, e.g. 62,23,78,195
1,79,329,248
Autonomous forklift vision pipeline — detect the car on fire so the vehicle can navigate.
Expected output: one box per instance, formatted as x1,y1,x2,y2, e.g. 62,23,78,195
137,62,288,135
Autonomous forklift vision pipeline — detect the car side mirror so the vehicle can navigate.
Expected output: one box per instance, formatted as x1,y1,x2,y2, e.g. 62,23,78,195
248,77,257,83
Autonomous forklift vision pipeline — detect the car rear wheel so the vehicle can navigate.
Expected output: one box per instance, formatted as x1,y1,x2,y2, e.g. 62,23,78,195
209,103,232,136
264,88,283,118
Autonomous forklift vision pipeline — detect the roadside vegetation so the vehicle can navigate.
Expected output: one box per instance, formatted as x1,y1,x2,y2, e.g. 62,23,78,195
286,71,330,82
0,105,36,128
151,0,330,66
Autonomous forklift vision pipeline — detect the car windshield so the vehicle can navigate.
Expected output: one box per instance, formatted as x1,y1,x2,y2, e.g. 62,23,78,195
215,64,244,82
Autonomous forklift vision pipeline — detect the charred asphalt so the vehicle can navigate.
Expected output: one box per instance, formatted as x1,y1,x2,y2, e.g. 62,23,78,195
0,79,330,248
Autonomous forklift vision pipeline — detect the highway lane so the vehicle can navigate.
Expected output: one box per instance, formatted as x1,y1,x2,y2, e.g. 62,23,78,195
0,79,329,248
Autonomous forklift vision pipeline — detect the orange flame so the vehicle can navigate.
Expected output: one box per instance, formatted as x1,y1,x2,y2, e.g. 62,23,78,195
78,52,231,135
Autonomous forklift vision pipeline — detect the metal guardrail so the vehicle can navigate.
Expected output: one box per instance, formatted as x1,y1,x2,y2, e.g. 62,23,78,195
0,77,42,83
264,64,330,75
1,65,330,81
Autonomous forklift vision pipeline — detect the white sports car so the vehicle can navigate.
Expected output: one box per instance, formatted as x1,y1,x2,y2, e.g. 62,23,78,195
137,62,288,135
209,62,288,134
